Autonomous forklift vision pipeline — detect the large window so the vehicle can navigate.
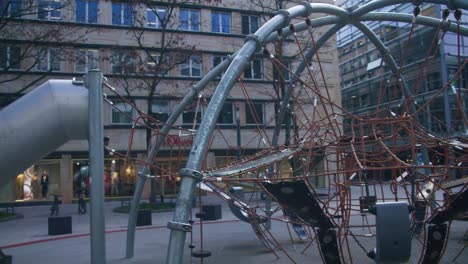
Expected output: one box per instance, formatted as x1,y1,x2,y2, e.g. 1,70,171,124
211,12,230,33
180,9,200,31
38,0,61,20
111,101,133,124
112,2,133,26
36,47,61,71
241,14,259,35
146,7,167,29
76,0,98,23
181,55,201,77
111,51,136,74
244,58,262,80
246,103,264,124
0,46,21,70
74,49,99,73
217,102,233,124
0,0,22,17
182,102,202,125
151,100,170,123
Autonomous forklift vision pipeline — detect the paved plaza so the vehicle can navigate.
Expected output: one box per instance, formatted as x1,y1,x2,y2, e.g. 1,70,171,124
0,194,467,264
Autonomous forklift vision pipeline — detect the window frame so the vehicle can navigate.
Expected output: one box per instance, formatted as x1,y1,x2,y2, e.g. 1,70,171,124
241,14,259,35
245,102,264,125
110,50,136,74
111,101,134,124
38,0,61,21
212,55,228,78
217,102,234,124
182,102,202,125
36,47,61,72
0,46,21,70
146,6,167,29
179,8,200,31
76,0,98,24
211,11,230,33
181,55,201,77
244,58,262,80
74,49,99,73
150,100,170,123
112,1,133,26
1,0,22,17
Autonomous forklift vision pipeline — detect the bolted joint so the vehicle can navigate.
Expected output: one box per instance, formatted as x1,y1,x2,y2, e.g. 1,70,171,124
244,34,262,52
300,1,313,17
274,9,291,29
179,168,204,182
167,221,192,232
441,20,452,32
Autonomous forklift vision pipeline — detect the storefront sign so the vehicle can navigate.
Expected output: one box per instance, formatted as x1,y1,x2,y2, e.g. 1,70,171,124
163,135,194,147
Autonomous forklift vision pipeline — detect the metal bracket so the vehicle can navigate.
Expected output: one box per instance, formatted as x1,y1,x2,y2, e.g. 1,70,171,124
244,34,262,52
300,1,313,16
167,221,192,232
274,9,291,29
179,168,204,182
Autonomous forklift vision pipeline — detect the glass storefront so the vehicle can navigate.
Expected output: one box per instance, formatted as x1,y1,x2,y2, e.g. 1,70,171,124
14,160,61,201
72,158,136,198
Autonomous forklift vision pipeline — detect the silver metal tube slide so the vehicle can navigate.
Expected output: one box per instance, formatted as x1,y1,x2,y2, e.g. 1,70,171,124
0,80,88,188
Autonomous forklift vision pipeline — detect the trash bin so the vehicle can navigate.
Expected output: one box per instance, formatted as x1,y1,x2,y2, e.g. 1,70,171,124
0,249,12,264
48,216,72,235
136,210,152,226
201,205,222,221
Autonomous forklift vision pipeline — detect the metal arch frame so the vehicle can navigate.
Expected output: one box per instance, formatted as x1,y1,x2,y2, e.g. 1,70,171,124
118,1,468,262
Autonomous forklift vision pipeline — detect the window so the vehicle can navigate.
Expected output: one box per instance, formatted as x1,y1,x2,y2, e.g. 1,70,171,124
146,53,159,72
180,9,200,31
213,55,227,78
76,0,98,23
38,0,61,20
151,100,169,123
146,7,167,28
246,103,263,124
0,46,21,70
211,12,230,33
217,102,233,124
241,15,259,35
36,47,61,71
111,101,133,124
182,102,202,124
112,2,133,26
181,55,201,77
74,49,98,73
111,51,135,74
0,0,22,17
244,58,262,80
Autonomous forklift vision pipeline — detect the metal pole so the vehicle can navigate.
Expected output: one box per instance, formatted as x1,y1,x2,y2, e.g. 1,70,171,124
236,106,241,160
440,37,452,134
87,70,106,264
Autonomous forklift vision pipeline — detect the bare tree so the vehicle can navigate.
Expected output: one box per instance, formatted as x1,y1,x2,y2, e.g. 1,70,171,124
111,0,198,203
0,0,92,105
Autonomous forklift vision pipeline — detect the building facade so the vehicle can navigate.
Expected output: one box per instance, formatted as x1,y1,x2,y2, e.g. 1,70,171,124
0,0,339,203
337,0,468,135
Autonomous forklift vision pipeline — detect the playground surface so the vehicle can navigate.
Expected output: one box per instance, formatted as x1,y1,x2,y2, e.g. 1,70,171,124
0,194,467,264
